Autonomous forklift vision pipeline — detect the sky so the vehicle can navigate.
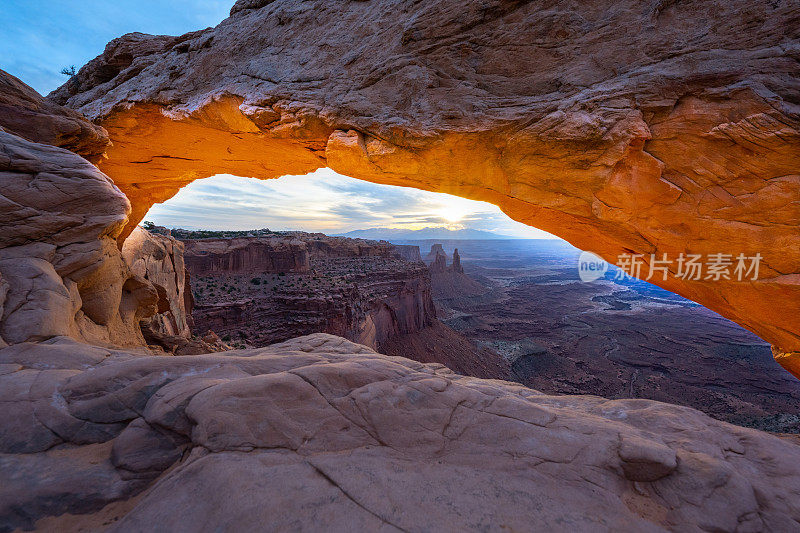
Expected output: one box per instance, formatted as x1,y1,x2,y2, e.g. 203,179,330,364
144,170,559,239
1,0,231,95
3,1,558,239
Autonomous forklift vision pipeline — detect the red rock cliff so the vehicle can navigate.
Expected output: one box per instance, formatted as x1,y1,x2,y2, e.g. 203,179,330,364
183,237,310,276
185,234,436,351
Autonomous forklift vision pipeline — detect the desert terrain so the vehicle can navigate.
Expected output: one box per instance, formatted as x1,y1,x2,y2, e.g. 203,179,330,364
410,240,800,432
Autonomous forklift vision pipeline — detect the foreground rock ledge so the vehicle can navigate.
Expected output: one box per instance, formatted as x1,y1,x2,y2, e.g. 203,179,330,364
48,0,800,365
1,334,799,531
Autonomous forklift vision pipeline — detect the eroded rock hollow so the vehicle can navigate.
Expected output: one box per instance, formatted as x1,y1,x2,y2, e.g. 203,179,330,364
47,0,800,371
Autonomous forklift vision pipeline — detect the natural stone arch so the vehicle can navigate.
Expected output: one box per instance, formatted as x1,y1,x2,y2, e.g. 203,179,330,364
50,0,800,373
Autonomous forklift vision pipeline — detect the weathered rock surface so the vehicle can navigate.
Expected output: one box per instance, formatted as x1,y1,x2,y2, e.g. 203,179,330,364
429,250,449,274
452,248,464,274
183,236,310,275
49,0,800,372
122,227,192,338
389,244,423,263
428,246,489,303
1,333,800,531
186,233,437,351
425,244,449,264
0,70,109,161
120,228,227,354
0,131,156,347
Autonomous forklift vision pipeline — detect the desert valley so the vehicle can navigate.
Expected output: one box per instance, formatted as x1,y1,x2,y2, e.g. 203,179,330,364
129,226,800,434
1,0,799,531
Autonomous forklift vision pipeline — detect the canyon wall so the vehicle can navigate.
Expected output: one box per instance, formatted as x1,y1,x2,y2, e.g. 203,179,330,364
391,244,423,263
183,237,311,275
185,234,436,350
47,0,800,373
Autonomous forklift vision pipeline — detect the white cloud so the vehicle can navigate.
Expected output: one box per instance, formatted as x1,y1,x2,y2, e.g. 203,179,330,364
144,170,560,239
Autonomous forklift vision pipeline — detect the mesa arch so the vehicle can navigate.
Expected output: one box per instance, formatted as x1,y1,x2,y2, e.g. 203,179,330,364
49,0,800,373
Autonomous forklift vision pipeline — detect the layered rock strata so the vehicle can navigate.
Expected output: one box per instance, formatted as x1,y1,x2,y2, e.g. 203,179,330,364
389,244,423,263
0,69,109,161
185,234,436,350
0,131,156,347
183,237,311,276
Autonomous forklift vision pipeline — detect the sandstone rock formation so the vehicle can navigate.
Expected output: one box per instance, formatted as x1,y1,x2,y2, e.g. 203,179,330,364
389,244,423,263
429,250,449,274
183,237,310,276
0,131,157,347
428,246,489,303
122,228,191,338
185,234,437,350
118,227,223,354
48,0,800,373
2,333,800,531
4,13,800,529
0,70,109,162
302,234,417,260
425,244,449,264
452,248,464,274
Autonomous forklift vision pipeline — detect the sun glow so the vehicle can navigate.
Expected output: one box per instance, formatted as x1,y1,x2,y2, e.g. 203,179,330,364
143,170,560,238
433,196,480,223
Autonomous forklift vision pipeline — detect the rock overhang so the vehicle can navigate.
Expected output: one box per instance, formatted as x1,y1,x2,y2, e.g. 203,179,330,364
37,0,800,369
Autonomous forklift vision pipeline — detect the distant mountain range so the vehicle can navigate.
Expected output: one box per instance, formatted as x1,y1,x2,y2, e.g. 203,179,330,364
336,227,514,240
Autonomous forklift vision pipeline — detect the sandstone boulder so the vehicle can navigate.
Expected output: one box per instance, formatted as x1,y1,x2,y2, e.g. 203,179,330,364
0,69,109,161
1,333,799,531
122,227,191,338
0,131,155,346
48,0,800,372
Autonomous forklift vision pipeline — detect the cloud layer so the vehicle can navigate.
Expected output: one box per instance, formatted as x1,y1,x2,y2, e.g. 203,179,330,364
144,169,560,239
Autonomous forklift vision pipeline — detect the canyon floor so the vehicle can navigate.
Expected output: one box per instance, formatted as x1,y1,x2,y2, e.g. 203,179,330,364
404,239,800,434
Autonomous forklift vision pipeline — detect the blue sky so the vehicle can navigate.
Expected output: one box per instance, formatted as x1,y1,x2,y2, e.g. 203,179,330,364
1,0,230,95
3,2,558,239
